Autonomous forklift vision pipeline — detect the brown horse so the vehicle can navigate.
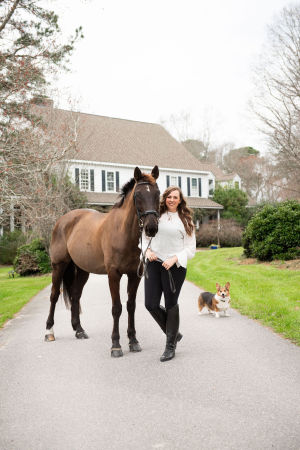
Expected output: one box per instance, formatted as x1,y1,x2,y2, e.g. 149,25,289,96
45,166,160,357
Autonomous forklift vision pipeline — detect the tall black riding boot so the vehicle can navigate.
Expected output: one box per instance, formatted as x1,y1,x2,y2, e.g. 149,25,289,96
148,306,182,343
160,304,179,362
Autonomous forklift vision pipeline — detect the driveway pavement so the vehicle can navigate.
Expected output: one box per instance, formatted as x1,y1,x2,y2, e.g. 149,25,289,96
1,274,300,450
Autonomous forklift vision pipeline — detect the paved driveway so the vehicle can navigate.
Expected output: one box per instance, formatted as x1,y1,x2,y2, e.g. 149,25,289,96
1,274,300,450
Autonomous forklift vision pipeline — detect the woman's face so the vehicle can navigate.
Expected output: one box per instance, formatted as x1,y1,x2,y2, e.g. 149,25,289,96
165,189,181,212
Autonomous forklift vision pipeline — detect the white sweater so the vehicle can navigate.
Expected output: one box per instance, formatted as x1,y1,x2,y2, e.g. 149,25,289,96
141,211,196,268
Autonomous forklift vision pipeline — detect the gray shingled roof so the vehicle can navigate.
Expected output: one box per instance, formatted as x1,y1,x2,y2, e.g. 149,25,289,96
86,192,223,209
74,113,214,171
36,105,214,172
33,103,236,182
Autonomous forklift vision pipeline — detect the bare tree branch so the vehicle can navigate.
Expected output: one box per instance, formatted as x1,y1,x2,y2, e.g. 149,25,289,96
0,0,20,34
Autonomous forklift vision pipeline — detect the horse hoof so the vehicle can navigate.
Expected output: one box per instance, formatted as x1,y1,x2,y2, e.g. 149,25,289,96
45,334,55,342
75,330,89,339
111,348,123,357
129,342,142,352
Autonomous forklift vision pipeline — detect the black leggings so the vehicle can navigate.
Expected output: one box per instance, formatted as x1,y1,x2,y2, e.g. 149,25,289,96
144,260,187,311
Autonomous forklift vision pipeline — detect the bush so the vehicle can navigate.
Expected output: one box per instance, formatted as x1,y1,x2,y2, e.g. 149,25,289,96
213,186,249,225
196,219,243,247
242,200,300,261
0,231,26,264
14,238,51,276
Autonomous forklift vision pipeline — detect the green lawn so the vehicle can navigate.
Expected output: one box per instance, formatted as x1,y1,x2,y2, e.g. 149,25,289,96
0,266,51,327
187,248,300,345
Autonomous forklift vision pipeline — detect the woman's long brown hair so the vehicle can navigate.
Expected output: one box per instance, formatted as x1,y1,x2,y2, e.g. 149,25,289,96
159,186,194,236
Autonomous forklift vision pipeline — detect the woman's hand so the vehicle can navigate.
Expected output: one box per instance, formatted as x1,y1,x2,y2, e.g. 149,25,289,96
146,249,158,262
162,256,178,270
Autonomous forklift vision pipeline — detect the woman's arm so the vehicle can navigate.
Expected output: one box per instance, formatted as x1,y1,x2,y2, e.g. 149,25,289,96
175,231,196,267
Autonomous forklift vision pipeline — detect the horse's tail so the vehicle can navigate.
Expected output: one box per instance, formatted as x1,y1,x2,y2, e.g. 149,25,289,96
62,261,75,310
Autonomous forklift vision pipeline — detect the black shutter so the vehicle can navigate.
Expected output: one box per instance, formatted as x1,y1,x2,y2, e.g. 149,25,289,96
178,176,182,188
187,177,191,196
198,178,202,197
116,171,120,192
90,169,94,191
102,170,106,192
166,175,170,188
75,168,79,187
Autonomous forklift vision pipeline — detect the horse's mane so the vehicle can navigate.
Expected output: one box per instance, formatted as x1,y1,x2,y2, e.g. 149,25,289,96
113,173,156,208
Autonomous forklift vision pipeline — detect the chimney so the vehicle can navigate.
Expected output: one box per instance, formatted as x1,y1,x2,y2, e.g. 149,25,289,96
30,96,54,108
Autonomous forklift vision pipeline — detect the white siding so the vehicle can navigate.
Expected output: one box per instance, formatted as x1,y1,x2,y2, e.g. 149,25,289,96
68,161,215,199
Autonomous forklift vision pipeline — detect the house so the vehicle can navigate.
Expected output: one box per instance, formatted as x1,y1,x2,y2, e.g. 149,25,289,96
63,111,223,220
207,164,241,191
3,102,224,234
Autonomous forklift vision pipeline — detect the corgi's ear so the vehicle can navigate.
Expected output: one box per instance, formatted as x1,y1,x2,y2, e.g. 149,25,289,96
225,282,230,289
216,283,220,290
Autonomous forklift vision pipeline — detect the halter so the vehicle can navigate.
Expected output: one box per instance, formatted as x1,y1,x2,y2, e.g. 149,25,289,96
134,181,159,278
133,181,159,231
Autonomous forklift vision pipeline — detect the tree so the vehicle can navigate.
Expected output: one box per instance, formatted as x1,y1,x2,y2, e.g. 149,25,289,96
213,186,248,225
182,139,208,160
251,4,300,196
0,103,88,246
0,1,84,243
0,0,83,130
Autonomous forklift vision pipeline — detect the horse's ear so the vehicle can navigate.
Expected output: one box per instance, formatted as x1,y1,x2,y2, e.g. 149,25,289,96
151,165,159,179
134,167,142,181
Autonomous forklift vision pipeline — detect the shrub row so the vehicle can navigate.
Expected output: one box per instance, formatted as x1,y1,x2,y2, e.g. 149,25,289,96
196,219,243,247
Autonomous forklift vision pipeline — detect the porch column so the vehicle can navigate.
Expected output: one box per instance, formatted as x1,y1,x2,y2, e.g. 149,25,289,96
21,205,26,232
10,201,14,232
217,209,220,247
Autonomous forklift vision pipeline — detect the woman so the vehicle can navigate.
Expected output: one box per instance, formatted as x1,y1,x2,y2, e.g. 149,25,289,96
143,186,196,362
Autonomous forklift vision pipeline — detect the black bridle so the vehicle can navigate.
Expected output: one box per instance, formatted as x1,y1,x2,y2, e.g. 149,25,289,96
134,181,159,278
133,181,160,231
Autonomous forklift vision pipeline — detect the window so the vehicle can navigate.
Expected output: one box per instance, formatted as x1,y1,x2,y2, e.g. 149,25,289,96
80,169,89,191
209,179,214,196
101,170,120,192
166,175,181,188
107,172,115,191
75,168,95,192
235,181,239,189
191,178,198,196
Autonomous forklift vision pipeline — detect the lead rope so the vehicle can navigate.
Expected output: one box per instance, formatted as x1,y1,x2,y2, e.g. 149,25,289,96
137,228,152,279
156,258,176,294
137,233,176,294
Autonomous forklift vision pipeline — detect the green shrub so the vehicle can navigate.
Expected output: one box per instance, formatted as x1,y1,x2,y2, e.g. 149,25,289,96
213,186,249,225
242,200,300,261
196,219,243,247
0,231,26,264
14,238,51,276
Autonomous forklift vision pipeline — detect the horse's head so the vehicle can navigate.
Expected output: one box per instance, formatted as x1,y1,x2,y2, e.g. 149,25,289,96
134,165,160,237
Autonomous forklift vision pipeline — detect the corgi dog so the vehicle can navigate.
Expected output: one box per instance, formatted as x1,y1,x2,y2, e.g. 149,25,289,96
198,282,231,318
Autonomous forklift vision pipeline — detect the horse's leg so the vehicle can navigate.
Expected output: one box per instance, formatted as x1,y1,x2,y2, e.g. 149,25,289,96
127,273,142,352
108,269,123,357
45,262,67,341
70,267,90,339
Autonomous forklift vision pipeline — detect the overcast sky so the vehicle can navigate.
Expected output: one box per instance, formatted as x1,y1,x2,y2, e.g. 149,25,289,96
51,0,294,152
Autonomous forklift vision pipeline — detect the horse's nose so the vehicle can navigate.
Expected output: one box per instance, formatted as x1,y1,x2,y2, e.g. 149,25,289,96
144,216,158,237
